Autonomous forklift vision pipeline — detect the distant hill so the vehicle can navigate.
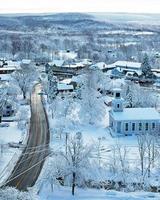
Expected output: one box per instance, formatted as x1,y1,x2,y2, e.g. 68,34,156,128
92,13,160,25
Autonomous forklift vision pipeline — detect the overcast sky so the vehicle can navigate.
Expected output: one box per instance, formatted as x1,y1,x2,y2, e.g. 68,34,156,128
0,0,159,14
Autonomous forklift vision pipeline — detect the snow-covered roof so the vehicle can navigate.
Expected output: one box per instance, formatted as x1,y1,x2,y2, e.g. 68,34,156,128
113,88,122,92
114,61,141,69
5,60,21,68
81,59,92,65
57,83,73,91
60,78,72,84
125,69,142,76
93,62,107,70
21,59,31,65
152,69,160,73
112,108,160,121
0,67,16,71
49,60,64,67
126,71,135,76
105,64,116,69
64,63,85,68
153,82,160,87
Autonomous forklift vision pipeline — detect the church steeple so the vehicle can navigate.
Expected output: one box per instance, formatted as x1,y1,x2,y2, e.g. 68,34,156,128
112,88,124,112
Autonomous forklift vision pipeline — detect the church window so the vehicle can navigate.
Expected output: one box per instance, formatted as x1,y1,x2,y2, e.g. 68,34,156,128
125,123,128,131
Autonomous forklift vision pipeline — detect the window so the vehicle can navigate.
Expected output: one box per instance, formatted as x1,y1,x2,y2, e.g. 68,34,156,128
116,92,120,98
145,123,149,131
117,104,120,108
152,122,156,130
139,123,142,131
125,123,128,131
111,122,113,127
132,123,135,131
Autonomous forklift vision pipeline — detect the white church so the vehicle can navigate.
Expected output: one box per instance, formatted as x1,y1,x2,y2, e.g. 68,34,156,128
109,89,160,136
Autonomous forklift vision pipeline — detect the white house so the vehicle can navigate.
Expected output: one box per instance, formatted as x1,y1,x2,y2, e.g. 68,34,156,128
109,88,160,136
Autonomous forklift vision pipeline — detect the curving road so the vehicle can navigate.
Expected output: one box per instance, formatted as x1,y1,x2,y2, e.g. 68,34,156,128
5,84,50,191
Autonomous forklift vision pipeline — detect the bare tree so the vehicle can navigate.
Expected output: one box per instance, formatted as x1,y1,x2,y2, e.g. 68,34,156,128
137,133,146,176
22,38,34,59
60,133,92,195
10,35,21,59
12,63,37,99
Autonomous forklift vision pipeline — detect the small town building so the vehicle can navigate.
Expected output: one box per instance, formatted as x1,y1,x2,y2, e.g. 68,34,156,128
110,61,142,78
114,61,141,71
57,83,74,94
0,67,16,74
3,104,14,117
109,88,160,136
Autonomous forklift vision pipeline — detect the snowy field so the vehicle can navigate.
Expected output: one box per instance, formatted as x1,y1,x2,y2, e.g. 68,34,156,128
40,186,160,200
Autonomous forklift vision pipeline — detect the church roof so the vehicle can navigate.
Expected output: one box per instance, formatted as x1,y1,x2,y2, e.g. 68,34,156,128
112,108,160,121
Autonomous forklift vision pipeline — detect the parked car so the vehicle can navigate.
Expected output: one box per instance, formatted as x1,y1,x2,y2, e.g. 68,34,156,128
0,123,9,127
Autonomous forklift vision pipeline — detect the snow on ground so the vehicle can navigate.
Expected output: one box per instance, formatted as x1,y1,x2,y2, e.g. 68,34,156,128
0,104,31,185
100,30,156,36
58,51,77,60
0,122,22,185
39,86,160,198
40,186,160,200
0,122,22,143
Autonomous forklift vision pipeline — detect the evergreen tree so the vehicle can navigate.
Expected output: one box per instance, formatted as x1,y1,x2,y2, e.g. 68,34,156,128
141,54,152,77
125,85,133,108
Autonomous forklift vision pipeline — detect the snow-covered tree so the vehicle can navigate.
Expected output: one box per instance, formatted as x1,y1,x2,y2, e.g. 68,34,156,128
37,156,66,193
17,106,29,131
47,71,58,102
0,81,19,117
125,84,133,108
60,133,92,195
124,81,139,108
123,81,156,108
137,133,146,177
141,54,152,77
38,133,92,196
79,67,106,125
0,187,38,200
12,63,37,99
109,143,130,184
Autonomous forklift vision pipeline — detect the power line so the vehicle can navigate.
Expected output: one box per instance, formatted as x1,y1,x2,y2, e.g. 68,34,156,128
3,152,52,186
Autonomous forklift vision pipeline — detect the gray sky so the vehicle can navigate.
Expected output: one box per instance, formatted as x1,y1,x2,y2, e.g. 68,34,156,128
0,0,159,14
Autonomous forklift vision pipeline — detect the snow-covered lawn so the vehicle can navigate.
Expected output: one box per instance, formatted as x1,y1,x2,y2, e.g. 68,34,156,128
0,122,22,185
40,186,160,200
40,75,160,196
0,104,30,185
0,122,22,143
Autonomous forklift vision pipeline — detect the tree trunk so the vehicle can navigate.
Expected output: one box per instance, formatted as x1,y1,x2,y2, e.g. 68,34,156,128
72,172,76,196
23,91,26,99
141,157,144,176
